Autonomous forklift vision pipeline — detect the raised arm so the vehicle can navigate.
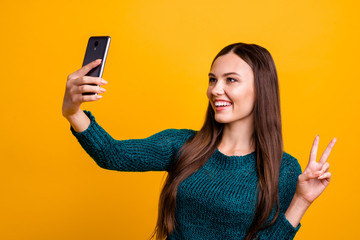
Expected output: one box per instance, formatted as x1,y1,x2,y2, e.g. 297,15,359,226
70,110,197,172
284,135,336,230
256,135,336,239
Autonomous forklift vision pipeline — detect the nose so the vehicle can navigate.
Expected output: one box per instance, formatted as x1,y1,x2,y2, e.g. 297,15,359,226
211,81,225,96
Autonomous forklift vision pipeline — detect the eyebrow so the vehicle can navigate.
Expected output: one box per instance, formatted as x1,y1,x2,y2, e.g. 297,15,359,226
208,72,241,77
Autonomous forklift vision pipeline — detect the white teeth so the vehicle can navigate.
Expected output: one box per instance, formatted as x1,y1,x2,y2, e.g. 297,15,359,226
215,102,232,107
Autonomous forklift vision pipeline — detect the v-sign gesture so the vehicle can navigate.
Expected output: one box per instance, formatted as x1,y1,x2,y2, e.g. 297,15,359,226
295,135,337,205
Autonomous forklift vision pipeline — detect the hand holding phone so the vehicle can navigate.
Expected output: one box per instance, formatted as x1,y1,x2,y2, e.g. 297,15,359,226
62,59,108,118
62,36,110,118
82,36,111,95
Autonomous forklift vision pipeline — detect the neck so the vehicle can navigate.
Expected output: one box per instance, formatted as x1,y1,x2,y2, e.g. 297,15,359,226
218,118,255,155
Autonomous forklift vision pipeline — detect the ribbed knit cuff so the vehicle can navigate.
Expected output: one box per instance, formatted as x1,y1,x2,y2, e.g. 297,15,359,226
278,211,301,236
258,211,301,239
70,110,114,152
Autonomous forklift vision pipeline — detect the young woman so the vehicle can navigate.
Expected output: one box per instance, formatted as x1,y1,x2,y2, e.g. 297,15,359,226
62,42,336,240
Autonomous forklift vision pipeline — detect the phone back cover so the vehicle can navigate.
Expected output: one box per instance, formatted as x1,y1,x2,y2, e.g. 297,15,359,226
82,36,110,77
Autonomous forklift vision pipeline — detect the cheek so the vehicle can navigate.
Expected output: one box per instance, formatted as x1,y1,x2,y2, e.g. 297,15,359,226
232,88,255,109
243,89,255,111
206,87,212,99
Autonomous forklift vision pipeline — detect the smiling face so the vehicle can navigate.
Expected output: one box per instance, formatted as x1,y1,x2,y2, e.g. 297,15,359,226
206,52,256,124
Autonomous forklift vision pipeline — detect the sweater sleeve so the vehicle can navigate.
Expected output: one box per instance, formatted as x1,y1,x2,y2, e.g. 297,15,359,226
256,153,303,240
70,110,197,172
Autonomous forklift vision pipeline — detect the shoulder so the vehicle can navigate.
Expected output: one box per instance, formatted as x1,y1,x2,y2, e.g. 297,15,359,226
177,128,198,139
278,151,303,199
277,152,303,209
280,151,303,176
156,128,197,137
146,128,197,144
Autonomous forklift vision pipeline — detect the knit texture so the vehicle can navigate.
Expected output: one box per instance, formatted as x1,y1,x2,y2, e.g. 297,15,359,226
70,110,302,239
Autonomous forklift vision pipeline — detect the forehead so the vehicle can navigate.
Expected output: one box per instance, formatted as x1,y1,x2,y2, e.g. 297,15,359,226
210,52,253,78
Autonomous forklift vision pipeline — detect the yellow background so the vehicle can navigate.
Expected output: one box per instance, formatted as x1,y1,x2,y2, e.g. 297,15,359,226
1,0,358,239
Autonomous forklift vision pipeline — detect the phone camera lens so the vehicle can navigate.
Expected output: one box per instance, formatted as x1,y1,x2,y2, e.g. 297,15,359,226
95,41,99,47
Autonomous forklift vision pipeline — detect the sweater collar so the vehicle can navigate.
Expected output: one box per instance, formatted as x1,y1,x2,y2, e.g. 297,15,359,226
211,148,257,169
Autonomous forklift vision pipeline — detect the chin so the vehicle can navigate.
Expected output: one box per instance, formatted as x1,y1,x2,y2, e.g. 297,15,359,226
214,116,232,124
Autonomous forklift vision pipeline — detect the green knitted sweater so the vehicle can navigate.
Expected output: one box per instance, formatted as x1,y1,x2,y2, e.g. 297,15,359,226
70,110,302,239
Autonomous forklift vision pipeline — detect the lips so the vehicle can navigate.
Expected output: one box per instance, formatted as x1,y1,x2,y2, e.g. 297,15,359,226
214,103,232,111
215,104,232,107
213,99,232,103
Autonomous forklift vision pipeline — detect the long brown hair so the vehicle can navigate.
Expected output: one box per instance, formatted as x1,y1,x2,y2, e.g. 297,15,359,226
148,42,283,240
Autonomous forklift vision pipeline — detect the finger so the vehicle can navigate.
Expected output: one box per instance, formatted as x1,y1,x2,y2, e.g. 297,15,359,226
319,138,337,165
76,76,106,86
318,172,331,180
74,59,102,78
309,135,320,164
314,162,330,175
77,84,106,95
321,162,330,173
298,170,319,182
71,91,103,103
81,94,103,102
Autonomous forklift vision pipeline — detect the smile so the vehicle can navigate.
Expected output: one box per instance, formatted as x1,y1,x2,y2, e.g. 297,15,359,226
215,102,232,107
215,103,232,111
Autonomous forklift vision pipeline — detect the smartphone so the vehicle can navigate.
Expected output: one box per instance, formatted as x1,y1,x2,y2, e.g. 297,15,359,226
81,36,111,95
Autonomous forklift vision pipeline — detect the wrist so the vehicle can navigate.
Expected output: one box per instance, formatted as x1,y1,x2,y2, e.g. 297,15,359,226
284,193,311,228
293,192,312,209
65,109,90,133
64,109,83,120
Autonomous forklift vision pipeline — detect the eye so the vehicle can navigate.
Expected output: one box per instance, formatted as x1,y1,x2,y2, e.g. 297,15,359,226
227,77,237,82
209,77,216,83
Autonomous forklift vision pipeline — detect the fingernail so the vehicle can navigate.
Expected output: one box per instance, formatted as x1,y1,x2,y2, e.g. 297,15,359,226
97,59,102,63
101,80,108,84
